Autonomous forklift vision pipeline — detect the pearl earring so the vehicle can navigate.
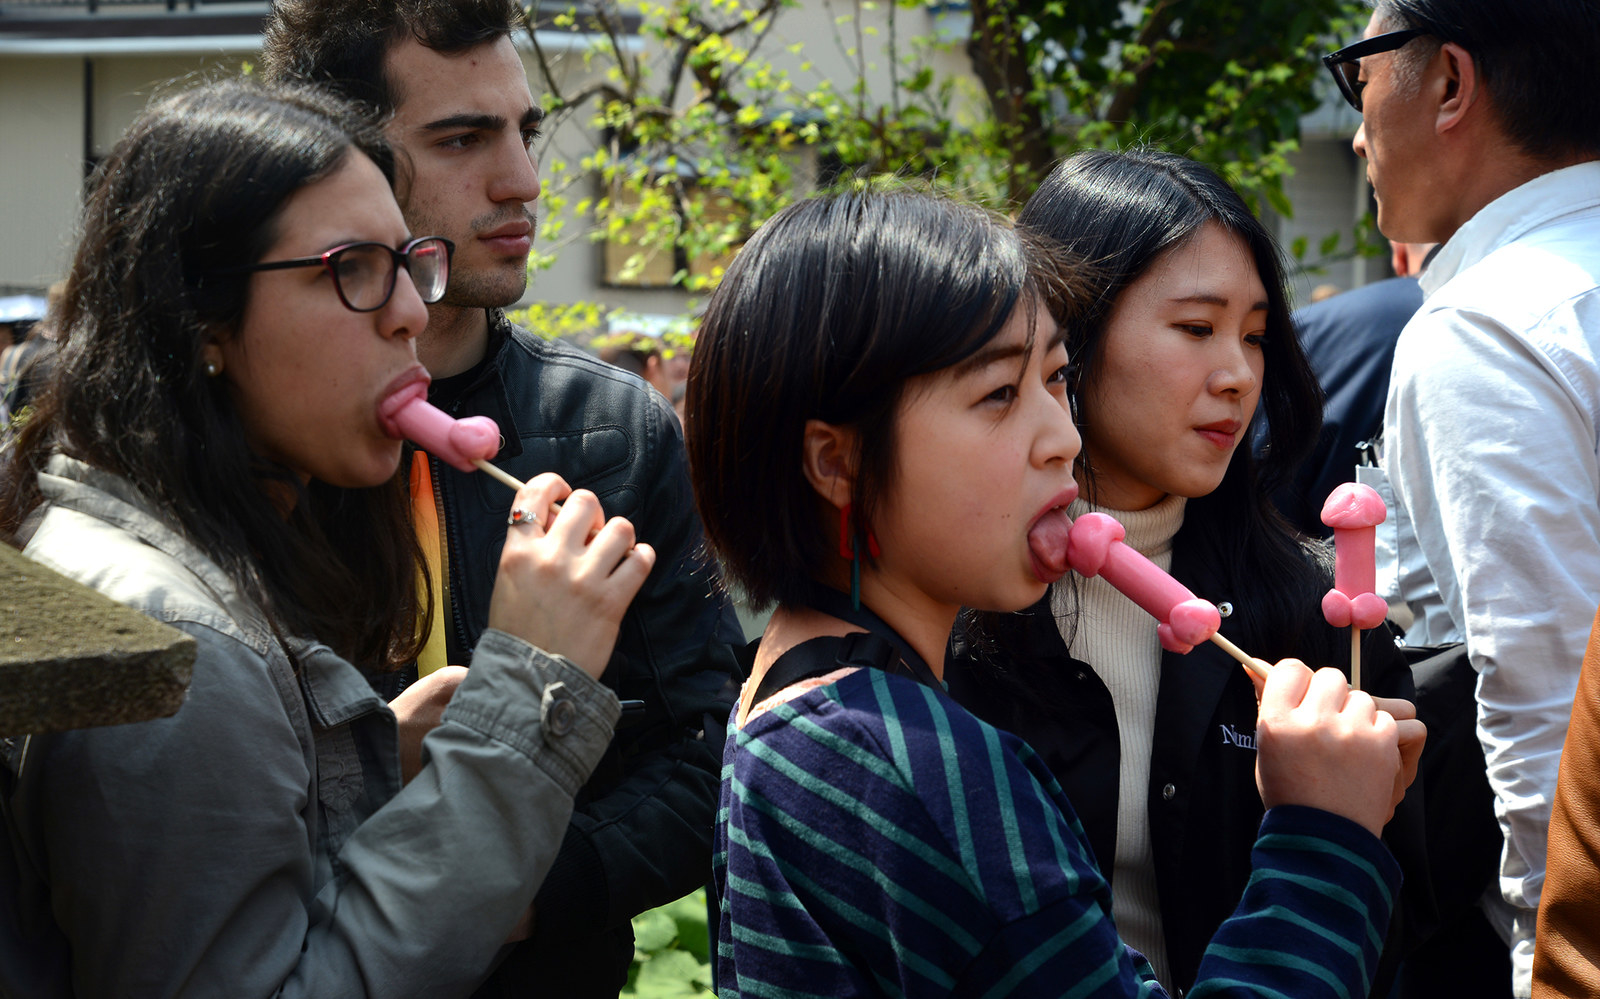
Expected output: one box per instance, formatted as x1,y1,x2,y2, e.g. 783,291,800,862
204,361,219,377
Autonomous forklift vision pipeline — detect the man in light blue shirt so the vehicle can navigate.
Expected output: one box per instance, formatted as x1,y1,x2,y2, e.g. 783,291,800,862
1324,1,1600,993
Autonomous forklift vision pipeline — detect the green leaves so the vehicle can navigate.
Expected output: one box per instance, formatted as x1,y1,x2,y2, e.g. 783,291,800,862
624,889,714,998
521,0,1370,337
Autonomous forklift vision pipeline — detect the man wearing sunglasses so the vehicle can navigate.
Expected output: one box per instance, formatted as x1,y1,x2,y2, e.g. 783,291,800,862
259,3,744,997
1324,3,1600,996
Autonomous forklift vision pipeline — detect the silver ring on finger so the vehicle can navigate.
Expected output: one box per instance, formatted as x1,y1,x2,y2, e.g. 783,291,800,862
508,506,539,529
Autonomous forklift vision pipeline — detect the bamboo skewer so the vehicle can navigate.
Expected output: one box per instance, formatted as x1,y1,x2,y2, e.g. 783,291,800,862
1350,626,1362,691
472,458,525,491
1208,632,1271,682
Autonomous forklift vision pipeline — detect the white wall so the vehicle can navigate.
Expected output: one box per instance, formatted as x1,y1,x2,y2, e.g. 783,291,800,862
0,52,247,292
0,58,84,290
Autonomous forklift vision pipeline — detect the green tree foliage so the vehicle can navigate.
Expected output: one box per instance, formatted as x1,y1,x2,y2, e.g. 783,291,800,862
516,0,1366,336
624,889,714,997
987,0,1365,212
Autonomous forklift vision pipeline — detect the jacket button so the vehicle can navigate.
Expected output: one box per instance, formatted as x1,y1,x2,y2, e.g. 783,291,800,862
1161,782,1176,801
547,694,577,736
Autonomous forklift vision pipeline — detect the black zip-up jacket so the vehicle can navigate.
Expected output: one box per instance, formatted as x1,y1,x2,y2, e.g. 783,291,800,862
391,311,744,996
948,549,1433,999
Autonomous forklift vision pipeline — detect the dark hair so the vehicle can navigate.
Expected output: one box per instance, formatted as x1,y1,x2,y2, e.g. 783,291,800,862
1376,0,1600,160
1015,148,1328,654
0,79,427,670
687,187,1087,610
262,0,524,117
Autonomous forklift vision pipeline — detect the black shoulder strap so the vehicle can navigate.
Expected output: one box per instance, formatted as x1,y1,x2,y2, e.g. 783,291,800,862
749,632,904,706
797,582,943,688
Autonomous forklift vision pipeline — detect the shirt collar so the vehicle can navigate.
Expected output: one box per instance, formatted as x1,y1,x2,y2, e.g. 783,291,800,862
1422,161,1600,298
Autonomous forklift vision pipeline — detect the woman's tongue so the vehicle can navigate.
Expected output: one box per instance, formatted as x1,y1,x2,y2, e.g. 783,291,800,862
1028,507,1074,581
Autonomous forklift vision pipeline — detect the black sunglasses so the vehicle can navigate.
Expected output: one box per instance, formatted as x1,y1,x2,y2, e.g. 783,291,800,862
211,236,455,313
1322,28,1427,112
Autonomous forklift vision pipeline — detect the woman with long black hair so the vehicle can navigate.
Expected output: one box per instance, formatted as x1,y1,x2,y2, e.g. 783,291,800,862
950,149,1427,995
0,80,652,997
690,184,1422,997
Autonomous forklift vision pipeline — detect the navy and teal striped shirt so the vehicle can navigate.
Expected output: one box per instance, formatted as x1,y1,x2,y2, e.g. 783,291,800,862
713,665,1400,997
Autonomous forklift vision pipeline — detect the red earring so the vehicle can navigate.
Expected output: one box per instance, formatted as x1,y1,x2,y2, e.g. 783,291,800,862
838,503,882,559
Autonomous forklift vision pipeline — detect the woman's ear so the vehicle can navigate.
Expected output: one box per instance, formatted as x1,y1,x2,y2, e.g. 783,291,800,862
801,419,858,511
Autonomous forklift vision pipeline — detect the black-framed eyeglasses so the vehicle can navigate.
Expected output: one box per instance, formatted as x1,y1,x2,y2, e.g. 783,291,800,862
211,236,454,313
1322,28,1427,112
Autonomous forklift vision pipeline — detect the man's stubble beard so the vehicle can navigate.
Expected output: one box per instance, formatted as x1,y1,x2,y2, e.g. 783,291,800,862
435,206,539,310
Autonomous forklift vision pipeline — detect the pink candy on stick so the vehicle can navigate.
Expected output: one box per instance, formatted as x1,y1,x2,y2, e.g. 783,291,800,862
1067,512,1223,655
1319,483,1389,630
1320,482,1388,690
379,380,524,490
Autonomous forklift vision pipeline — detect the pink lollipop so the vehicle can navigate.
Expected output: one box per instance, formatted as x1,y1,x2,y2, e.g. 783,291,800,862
1320,482,1387,690
1067,512,1223,654
379,380,521,489
1319,483,1389,630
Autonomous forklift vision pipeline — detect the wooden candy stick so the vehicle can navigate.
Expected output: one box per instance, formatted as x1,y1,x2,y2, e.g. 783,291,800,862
1208,632,1272,682
472,458,525,491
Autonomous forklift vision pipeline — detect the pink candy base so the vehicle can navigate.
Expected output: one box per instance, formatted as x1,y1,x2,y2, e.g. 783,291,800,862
1321,589,1388,630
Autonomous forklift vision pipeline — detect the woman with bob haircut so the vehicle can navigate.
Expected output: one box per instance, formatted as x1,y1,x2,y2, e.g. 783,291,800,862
687,184,1423,997
0,79,653,997
948,148,1427,995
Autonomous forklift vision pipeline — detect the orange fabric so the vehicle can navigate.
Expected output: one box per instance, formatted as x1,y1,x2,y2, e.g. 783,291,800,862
409,451,450,678
1533,603,1600,997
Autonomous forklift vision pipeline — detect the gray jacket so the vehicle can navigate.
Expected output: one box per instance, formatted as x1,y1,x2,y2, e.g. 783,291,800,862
0,456,620,998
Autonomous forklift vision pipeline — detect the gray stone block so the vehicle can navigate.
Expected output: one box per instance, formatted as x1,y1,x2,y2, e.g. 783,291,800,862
0,542,195,734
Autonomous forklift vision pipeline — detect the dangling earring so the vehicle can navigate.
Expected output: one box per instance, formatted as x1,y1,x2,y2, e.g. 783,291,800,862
838,503,882,610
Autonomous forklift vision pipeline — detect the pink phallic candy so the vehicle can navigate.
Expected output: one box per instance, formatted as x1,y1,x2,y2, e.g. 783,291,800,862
1320,482,1389,630
1067,512,1222,654
379,380,501,472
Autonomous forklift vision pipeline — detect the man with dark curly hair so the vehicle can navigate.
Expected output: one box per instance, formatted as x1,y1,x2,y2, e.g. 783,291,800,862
262,3,743,995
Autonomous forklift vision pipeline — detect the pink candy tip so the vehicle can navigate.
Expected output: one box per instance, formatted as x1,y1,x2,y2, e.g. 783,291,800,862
1320,482,1387,529
380,387,502,473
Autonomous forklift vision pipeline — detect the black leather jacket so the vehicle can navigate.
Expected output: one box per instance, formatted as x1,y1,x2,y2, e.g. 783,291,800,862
408,311,743,994
948,546,1431,998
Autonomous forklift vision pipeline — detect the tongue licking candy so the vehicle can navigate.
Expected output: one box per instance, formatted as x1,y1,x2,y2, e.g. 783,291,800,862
1066,512,1222,654
1028,507,1075,581
379,381,501,472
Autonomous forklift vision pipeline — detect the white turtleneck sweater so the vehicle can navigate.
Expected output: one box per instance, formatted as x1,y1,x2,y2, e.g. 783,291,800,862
1052,492,1187,989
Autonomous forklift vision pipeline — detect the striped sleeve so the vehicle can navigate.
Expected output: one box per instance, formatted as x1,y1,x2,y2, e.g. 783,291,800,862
713,668,1399,999
714,669,1157,998
1189,806,1401,999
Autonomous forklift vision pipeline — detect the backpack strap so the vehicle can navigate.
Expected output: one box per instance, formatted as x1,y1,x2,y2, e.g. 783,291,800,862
748,631,905,707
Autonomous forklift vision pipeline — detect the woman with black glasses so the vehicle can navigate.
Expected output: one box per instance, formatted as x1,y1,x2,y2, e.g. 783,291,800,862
0,80,653,998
